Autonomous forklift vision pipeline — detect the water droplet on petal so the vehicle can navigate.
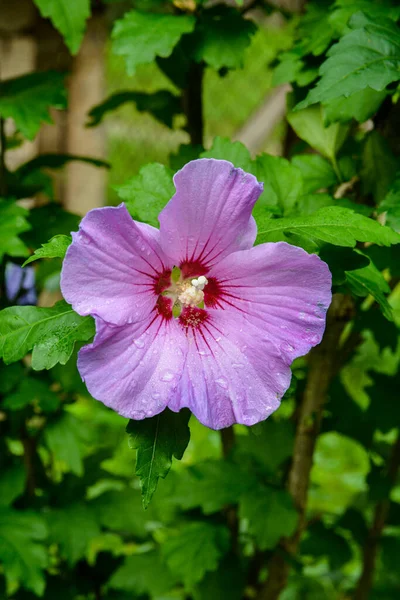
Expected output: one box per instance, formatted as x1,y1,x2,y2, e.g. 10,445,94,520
232,363,244,369
280,342,295,353
215,377,228,389
134,338,145,349
160,370,175,382
151,392,161,400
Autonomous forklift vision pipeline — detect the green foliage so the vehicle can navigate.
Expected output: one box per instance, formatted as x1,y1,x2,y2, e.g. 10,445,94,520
23,235,71,266
0,300,95,370
116,163,175,227
33,0,90,54
0,201,31,260
44,412,85,476
379,172,400,230
127,409,191,508
109,550,178,596
297,13,400,109
345,263,393,321
112,11,195,75
0,72,67,139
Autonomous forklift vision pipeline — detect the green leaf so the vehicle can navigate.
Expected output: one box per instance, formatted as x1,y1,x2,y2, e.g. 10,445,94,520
193,8,257,70
288,105,349,162
256,206,400,247
240,485,298,549
291,154,338,193
112,10,195,75
92,488,152,538
116,163,175,228
16,153,109,178
301,521,353,570
361,131,397,203
3,378,59,413
44,412,85,476
355,308,398,352
323,88,387,126
46,503,100,565
110,550,177,596
0,72,67,140
0,300,95,369
127,408,191,508
0,201,31,260
0,509,47,596
0,466,26,507
237,419,295,473
251,153,304,215
162,522,230,588
170,143,203,171
193,556,245,600
329,0,400,37
23,234,71,266
345,262,393,321
200,137,252,171
319,246,370,285
297,13,400,109
87,90,183,129
33,0,90,54
23,204,80,249
379,171,400,230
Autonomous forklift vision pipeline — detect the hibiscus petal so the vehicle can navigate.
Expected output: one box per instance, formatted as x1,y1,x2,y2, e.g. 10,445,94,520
158,159,262,268
208,241,332,361
61,204,170,326
78,316,187,419
168,309,290,429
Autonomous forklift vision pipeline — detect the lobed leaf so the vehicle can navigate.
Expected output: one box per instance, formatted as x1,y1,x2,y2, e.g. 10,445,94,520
23,234,72,266
33,0,91,54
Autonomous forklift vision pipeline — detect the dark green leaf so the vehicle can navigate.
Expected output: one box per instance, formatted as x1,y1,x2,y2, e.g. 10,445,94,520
361,131,397,203
0,466,26,507
23,235,71,266
23,204,80,248
366,372,400,433
301,521,353,569
87,90,182,129
0,300,95,369
319,246,370,285
379,171,400,230
297,13,400,109
33,0,90,54
109,550,177,596
127,408,191,508
200,137,252,171
240,485,298,549
170,143,203,171
112,10,195,75
256,206,400,247
3,378,59,413
0,201,31,260
0,509,47,596
251,153,303,215
355,308,398,351
323,88,387,126
237,418,295,473
345,263,393,320
162,522,230,588
44,412,85,476
0,72,67,140
116,163,175,227
292,154,338,193
193,555,245,600
16,153,109,178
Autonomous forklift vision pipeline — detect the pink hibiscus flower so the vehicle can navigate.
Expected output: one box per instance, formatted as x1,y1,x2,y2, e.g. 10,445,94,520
61,159,332,429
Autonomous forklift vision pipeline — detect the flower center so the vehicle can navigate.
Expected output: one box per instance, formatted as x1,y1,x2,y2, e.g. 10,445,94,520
163,268,208,317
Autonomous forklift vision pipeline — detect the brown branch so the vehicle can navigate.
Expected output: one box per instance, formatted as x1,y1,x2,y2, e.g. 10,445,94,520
21,431,37,498
258,294,355,600
354,434,400,600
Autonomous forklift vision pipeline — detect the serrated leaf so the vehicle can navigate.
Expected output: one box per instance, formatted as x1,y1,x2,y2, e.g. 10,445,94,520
193,8,257,70
256,206,400,247
240,485,298,549
116,163,175,228
0,466,26,507
329,0,400,37
33,0,91,54
44,412,85,476
46,503,100,565
23,235,71,266
0,201,31,260
162,522,230,588
288,105,349,161
0,300,95,369
200,137,252,171
112,10,195,75
110,550,177,596
92,488,152,538
87,90,182,128
127,409,190,508
292,154,338,193
0,509,47,596
345,262,393,321
297,13,400,109
251,153,304,215
0,72,67,140
323,88,387,126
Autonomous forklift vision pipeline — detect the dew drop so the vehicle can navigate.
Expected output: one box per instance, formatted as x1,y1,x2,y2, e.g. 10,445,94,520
215,377,228,389
151,392,161,400
232,363,244,369
133,338,145,349
280,341,294,353
160,370,175,382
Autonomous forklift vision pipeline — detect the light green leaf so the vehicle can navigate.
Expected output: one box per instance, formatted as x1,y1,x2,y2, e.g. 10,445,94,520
0,466,26,507
0,201,31,260
110,550,177,596
362,131,398,203
162,522,230,588
292,154,338,193
345,262,393,321
44,412,85,476
256,206,400,247
323,88,387,126
251,153,304,214
33,0,90,54
0,300,95,369
127,409,191,508
46,503,100,565
23,234,71,266
0,72,67,140
240,485,298,549
379,171,400,231
0,509,47,596
193,8,257,70
297,13,400,109
116,163,175,228
329,0,400,36
112,10,195,75
288,105,349,162
200,137,252,171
